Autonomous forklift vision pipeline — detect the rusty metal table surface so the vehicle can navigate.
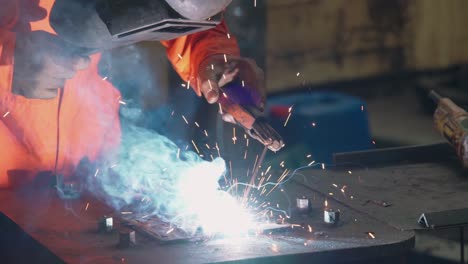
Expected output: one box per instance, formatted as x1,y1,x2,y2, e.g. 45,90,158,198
0,181,414,264
294,159,468,231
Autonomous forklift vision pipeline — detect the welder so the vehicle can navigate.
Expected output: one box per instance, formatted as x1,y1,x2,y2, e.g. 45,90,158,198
0,0,268,188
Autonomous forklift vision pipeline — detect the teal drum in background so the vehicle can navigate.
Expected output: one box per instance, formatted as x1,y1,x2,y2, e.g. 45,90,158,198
267,92,372,164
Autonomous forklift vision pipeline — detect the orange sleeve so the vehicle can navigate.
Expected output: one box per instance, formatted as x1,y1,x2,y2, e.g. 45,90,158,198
0,0,18,95
161,20,240,96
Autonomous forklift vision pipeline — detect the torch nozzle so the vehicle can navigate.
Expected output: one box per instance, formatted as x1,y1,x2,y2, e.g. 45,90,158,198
429,90,443,104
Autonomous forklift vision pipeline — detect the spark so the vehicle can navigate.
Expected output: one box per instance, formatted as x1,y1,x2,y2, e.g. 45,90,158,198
341,185,347,193
177,148,180,159
321,163,326,170
205,144,210,149
372,140,376,145
211,64,215,70
271,244,279,253
254,0,257,7
291,224,301,228
283,105,293,127
204,130,209,137
215,142,221,157
181,83,186,88
296,72,300,76
329,192,334,196
332,184,338,188
348,170,352,174
110,164,117,169
246,138,250,147
94,169,99,177
177,54,183,60
307,160,316,166
242,80,245,87
182,115,189,125
218,103,223,114
324,200,328,208
102,76,108,81
312,122,316,127
119,100,126,105
232,127,237,144
244,149,248,159
3,111,10,118
227,33,231,39
304,242,308,246
368,232,376,239
308,225,313,232
361,105,364,111
187,80,191,90
191,140,200,154
166,228,175,234
306,154,312,158
224,54,228,63
121,211,133,215
85,202,90,211
195,122,200,127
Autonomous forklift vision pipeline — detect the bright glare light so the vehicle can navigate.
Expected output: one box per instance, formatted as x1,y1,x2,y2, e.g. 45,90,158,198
178,158,254,236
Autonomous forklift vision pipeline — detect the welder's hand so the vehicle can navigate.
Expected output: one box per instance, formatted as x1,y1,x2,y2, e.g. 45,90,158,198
197,55,265,123
12,31,91,99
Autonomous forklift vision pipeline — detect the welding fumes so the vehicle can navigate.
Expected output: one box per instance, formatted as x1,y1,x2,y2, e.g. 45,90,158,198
88,107,254,236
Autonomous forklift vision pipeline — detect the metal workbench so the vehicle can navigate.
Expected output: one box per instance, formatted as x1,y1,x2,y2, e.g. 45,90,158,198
0,178,413,264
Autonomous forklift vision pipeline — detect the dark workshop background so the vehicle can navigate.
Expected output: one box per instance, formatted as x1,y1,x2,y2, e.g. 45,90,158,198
98,1,468,263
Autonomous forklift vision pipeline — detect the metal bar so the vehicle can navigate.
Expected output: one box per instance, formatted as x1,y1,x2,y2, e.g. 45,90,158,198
333,142,455,166
461,227,465,264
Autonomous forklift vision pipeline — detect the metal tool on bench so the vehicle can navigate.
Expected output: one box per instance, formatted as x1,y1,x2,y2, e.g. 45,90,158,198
429,90,468,168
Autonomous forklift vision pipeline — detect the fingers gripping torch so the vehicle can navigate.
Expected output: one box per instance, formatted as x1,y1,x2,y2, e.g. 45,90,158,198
429,90,468,168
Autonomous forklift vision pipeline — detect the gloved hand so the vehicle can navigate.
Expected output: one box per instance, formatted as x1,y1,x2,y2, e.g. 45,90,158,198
12,31,90,99
197,55,265,123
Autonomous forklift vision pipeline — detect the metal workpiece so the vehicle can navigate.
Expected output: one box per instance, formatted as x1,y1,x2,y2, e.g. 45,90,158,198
0,183,413,264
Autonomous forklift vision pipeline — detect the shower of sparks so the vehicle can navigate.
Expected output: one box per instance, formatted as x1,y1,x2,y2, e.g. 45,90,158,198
182,115,189,125
191,140,200,154
2,111,10,118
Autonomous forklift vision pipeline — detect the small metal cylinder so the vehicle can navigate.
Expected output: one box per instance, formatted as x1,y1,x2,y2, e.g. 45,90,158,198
118,229,136,248
98,216,113,232
296,196,312,214
324,209,340,225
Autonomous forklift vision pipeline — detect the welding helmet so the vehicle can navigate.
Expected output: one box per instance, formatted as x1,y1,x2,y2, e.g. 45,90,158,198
165,0,232,20
50,0,231,51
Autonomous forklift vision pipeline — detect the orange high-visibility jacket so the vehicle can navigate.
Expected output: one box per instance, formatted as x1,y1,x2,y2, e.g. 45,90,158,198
0,0,239,188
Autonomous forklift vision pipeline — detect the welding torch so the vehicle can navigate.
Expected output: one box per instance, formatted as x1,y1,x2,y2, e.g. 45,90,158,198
217,81,284,152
